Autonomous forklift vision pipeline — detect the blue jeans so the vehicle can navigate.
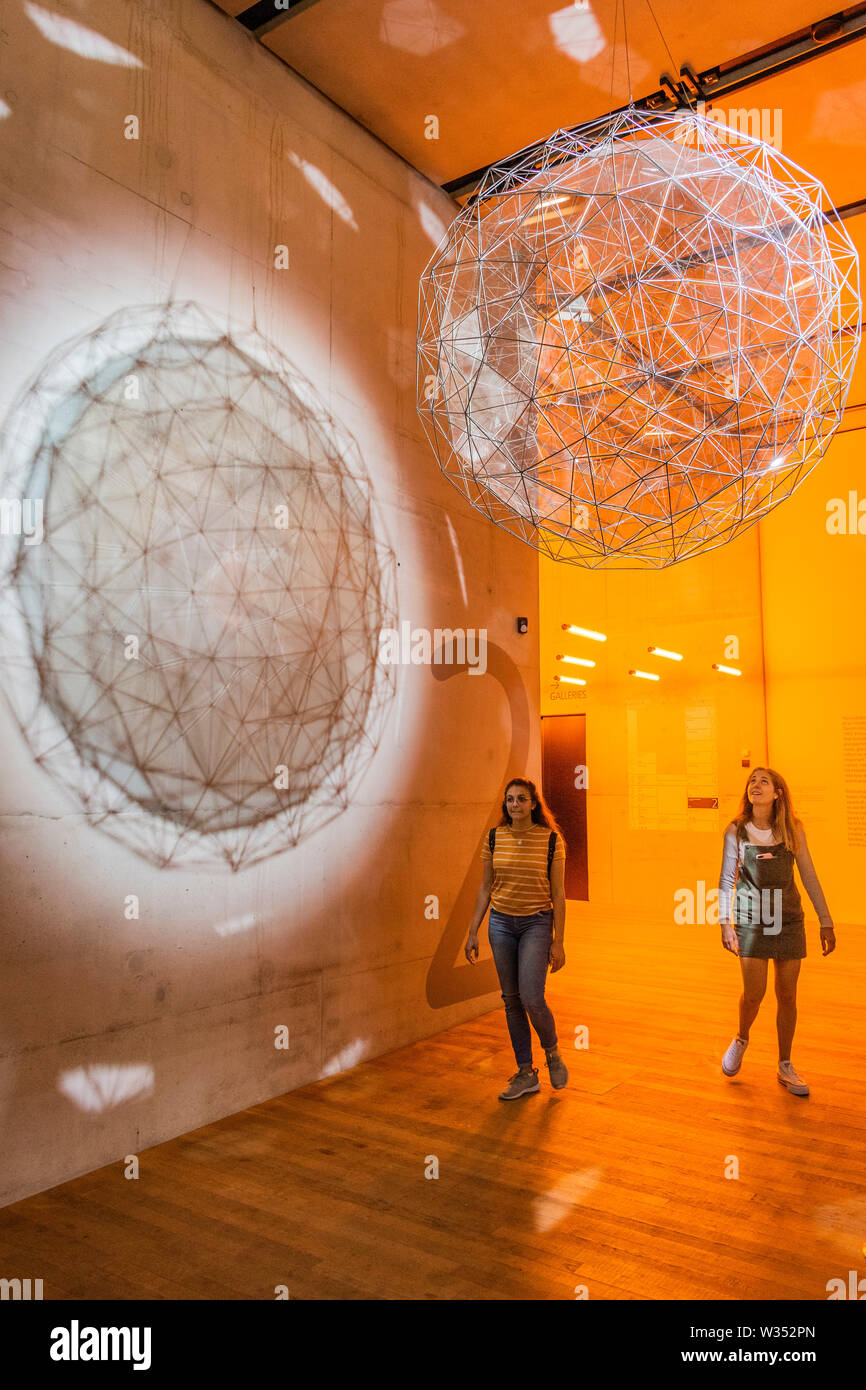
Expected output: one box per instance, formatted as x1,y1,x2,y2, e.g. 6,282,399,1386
488,908,558,1066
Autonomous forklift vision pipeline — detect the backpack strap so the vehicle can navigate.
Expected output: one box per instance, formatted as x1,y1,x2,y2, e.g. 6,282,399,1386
489,827,496,856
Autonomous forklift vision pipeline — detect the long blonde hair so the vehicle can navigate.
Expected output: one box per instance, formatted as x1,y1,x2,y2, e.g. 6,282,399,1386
732,767,801,852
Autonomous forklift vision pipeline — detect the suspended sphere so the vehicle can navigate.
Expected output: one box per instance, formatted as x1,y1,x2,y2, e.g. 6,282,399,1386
417,107,860,568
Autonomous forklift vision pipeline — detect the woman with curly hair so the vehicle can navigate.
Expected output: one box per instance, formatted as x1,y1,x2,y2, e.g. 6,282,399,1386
465,777,568,1101
718,766,836,1097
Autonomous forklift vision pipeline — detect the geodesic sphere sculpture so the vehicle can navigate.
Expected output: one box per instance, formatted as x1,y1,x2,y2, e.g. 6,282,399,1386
417,106,860,568
0,303,396,870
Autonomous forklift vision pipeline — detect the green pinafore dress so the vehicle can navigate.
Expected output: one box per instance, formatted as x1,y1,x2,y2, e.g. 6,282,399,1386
734,833,807,960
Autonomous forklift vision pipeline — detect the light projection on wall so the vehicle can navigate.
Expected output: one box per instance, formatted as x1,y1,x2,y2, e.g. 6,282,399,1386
548,3,606,65
58,1064,154,1114
0,303,396,871
379,0,465,56
24,2,145,67
418,106,860,569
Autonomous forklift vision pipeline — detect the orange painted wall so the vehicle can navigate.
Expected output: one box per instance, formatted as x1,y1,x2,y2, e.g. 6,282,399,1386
539,530,766,925
759,423,866,927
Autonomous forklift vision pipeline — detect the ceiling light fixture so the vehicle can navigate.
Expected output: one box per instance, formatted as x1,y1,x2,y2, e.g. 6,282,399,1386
562,624,606,641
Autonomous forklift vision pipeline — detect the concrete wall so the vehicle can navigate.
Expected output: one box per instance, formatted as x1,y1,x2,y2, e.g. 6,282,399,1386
0,0,540,1206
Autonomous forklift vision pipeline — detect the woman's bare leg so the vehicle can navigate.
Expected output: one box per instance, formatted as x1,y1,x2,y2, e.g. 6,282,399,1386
738,957,768,1040
774,958,801,1061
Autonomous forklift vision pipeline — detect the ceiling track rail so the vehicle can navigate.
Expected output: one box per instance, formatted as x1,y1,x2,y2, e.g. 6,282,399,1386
826,197,866,221
444,4,866,201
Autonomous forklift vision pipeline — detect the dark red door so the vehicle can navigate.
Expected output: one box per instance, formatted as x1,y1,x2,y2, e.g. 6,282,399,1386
541,713,588,901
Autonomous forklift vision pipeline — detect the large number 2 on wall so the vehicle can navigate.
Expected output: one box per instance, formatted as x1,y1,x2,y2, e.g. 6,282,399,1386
425,641,532,1008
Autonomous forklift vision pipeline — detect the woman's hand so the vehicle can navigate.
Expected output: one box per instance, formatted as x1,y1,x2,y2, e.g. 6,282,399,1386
548,940,566,973
721,923,740,955
464,929,479,964
820,926,836,956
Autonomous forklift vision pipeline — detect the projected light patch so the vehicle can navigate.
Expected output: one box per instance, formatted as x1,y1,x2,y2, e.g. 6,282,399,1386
418,106,860,569
379,0,465,55
25,2,144,66
0,303,396,870
532,1167,602,1233
58,1064,154,1113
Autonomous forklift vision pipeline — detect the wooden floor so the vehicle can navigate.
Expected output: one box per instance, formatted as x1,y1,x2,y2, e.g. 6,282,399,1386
1,907,864,1300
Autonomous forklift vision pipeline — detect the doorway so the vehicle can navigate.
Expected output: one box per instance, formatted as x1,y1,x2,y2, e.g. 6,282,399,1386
541,713,588,900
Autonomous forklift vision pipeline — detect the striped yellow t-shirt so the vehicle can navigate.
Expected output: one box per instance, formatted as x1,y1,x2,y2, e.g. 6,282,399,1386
481,823,565,914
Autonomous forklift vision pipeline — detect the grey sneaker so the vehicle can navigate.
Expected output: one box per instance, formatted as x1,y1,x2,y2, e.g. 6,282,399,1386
545,1049,569,1089
722,1036,748,1076
777,1061,809,1097
499,1067,540,1101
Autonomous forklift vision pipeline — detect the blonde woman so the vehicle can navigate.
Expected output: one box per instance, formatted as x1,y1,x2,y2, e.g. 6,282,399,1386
465,778,568,1100
719,767,836,1097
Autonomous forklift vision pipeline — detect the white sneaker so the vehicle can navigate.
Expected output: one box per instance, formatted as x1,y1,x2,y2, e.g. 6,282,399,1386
722,1036,748,1076
777,1061,809,1097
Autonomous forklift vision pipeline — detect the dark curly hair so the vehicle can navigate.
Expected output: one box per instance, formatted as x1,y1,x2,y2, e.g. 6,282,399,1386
497,777,564,842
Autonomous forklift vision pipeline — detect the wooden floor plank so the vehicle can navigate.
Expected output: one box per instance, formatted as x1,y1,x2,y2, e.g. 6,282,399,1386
0,909,862,1299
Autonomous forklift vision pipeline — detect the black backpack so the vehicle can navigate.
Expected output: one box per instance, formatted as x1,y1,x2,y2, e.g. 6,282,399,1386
489,826,557,880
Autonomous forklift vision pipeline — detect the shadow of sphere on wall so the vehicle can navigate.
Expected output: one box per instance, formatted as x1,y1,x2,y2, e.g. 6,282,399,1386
0,302,397,871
